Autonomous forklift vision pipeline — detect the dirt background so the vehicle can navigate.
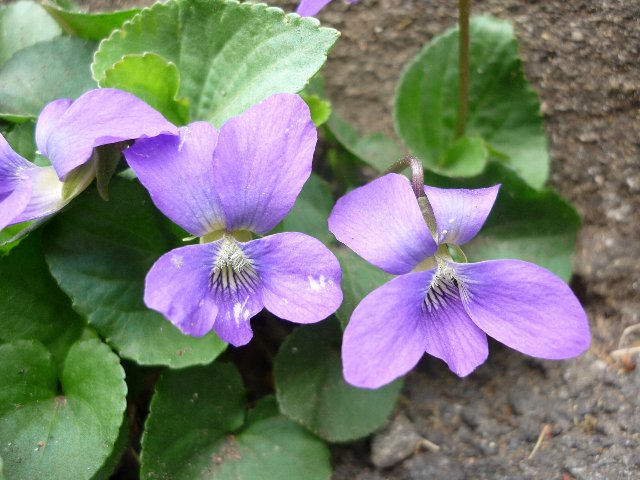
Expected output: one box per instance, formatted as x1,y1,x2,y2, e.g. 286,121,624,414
33,0,640,478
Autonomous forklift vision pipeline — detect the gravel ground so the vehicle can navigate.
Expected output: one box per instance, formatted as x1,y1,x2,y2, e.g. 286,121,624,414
16,0,640,478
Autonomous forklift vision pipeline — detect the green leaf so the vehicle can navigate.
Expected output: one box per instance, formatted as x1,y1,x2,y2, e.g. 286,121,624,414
395,16,549,188
328,113,404,173
92,0,339,126
278,173,334,244
41,0,140,41
439,135,489,177
0,235,85,364
429,162,581,281
141,362,331,480
0,339,126,480
0,36,97,122
0,1,61,66
44,178,227,367
275,320,402,442
302,94,331,127
3,121,36,161
100,53,189,125
333,248,392,329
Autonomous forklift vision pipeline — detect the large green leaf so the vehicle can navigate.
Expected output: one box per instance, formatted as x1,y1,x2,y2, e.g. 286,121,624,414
328,113,404,173
41,0,140,41
100,53,190,125
0,339,126,480
333,248,392,329
395,16,549,188
141,362,331,480
0,1,61,66
44,178,227,367
92,0,339,125
0,235,84,364
275,321,402,442
428,162,581,281
0,37,97,122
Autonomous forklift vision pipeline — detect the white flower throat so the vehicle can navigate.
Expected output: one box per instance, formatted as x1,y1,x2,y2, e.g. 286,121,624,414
209,235,258,293
422,256,472,313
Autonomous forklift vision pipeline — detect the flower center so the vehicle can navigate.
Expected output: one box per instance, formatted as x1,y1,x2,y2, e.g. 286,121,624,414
209,235,258,293
422,258,471,312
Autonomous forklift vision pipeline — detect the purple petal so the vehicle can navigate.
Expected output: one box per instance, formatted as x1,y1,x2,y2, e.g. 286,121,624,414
421,271,489,377
125,122,224,237
342,271,432,389
424,184,500,245
145,244,220,337
34,98,73,156
1,135,33,229
244,232,342,324
0,182,31,231
328,173,437,275
456,259,591,359
212,93,316,234
144,240,264,346
37,88,178,180
296,0,332,16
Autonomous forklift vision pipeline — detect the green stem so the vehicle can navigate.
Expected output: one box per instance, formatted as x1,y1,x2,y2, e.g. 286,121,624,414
454,0,470,139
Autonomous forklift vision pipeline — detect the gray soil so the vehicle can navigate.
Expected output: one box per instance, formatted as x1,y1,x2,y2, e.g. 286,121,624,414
42,0,640,478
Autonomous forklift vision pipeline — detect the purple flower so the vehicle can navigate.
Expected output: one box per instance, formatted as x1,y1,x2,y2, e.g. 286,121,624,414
0,88,177,231
124,93,342,347
296,0,357,17
328,173,590,388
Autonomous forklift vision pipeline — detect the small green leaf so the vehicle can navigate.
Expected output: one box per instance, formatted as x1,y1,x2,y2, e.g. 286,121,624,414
429,162,581,281
0,234,84,364
0,37,97,122
141,362,332,480
439,135,488,177
279,173,334,244
0,339,127,480
41,0,140,41
44,178,227,367
0,0,61,66
275,320,403,442
302,94,331,127
395,16,549,188
333,248,392,329
328,113,404,173
100,53,190,125
92,0,339,125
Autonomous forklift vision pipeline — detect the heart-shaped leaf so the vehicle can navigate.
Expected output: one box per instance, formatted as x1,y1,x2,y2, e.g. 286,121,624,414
395,16,549,188
92,0,339,126
275,320,402,442
44,178,227,367
0,1,61,66
0,339,126,480
0,37,97,122
0,234,84,364
141,362,331,480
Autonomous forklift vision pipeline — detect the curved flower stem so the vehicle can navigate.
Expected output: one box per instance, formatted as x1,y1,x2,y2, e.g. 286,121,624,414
454,0,471,139
384,155,438,238
384,155,426,198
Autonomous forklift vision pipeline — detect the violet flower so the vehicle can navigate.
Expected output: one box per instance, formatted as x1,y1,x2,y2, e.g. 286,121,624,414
297,0,357,17
0,88,177,231
329,173,590,388
124,93,342,347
